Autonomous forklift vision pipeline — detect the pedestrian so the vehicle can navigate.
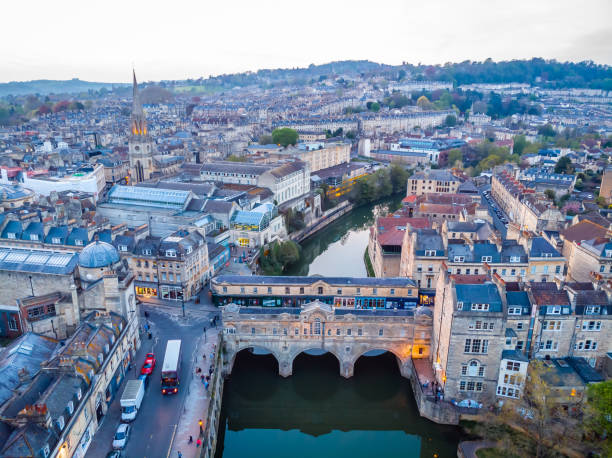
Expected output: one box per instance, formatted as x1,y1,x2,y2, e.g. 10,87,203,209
196,438,201,447
205,381,209,391
199,419,203,434
202,354,206,361
178,452,182,458
189,435,193,444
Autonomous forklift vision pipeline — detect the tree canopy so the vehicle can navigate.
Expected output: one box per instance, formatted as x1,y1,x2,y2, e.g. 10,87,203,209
272,128,299,147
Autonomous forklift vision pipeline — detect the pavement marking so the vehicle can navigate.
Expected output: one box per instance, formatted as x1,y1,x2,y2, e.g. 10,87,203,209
166,423,178,458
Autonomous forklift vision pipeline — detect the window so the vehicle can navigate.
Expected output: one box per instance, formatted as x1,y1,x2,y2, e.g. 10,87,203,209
516,340,524,350
501,269,507,275
336,328,340,336
555,265,561,274
471,339,481,353
417,264,423,273
425,250,436,256
548,306,561,315
8,317,18,331
585,306,601,315
251,328,255,334
481,256,492,262
75,239,84,246
240,287,245,293
516,322,524,330
506,361,520,371
299,287,304,294
318,287,323,294
295,328,299,336
471,303,490,311
337,289,342,295
508,307,522,315
510,256,521,263
356,287,361,295
268,287,272,293
166,250,177,257
454,256,465,262
52,237,61,244
466,269,471,275
285,287,290,294
582,321,601,331
540,340,558,351
314,318,321,335
543,265,549,274
457,301,464,311
531,266,536,274
372,288,377,295
482,340,489,354
347,328,352,336
379,328,383,336
390,289,395,295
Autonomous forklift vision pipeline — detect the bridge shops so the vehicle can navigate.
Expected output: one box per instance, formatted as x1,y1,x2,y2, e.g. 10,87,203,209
221,300,432,378
211,275,419,310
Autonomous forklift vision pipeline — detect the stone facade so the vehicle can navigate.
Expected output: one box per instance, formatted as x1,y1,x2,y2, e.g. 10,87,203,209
221,301,432,378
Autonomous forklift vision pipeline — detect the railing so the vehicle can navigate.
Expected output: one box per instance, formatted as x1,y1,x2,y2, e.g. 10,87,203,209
199,335,224,458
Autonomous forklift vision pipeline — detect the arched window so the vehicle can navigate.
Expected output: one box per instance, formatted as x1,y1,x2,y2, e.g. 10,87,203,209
314,318,321,335
467,360,483,377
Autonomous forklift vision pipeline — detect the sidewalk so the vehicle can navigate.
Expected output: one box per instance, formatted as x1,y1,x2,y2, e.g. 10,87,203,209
170,328,220,458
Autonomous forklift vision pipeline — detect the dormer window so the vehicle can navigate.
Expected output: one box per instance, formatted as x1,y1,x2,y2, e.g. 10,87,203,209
56,415,65,431
585,306,601,315
119,245,127,252
30,234,38,241
510,256,520,263
97,353,103,364
471,303,490,311
606,250,612,258
76,388,82,401
454,256,465,262
52,237,61,244
481,256,492,262
66,401,74,416
425,250,436,256
457,301,464,310
75,239,84,246
7,233,15,239
166,250,177,257
104,344,110,354
542,253,552,258
143,249,152,255
186,246,193,254
42,444,50,458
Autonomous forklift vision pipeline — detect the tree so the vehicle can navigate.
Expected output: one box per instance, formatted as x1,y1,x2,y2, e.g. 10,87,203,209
366,101,380,112
544,189,556,202
284,208,305,233
514,135,528,155
259,240,301,275
538,124,556,138
272,128,299,147
554,156,574,175
389,163,409,194
447,149,463,167
583,380,612,456
444,114,457,127
416,95,433,110
258,134,273,145
227,154,247,162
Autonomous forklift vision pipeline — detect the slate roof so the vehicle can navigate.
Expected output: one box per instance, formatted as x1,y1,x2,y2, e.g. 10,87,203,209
529,237,561,257
501,349,529,362
21,222,44,241
575,290,609,306
1,221,22,239
44,226,69,245
214,275,416,287
455,283,503,312
530,287,570,306
560,220,608,243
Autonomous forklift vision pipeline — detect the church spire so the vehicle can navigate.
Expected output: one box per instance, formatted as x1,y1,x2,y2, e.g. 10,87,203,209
131,70,147,137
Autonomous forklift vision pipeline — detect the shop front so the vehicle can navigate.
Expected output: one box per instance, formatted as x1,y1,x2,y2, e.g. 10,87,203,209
419,291,436,306
135,281,159,299
160,284,184,301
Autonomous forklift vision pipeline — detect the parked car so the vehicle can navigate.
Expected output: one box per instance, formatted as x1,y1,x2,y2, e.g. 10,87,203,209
144,353,155,366
106,451,123,458
112,423,131,450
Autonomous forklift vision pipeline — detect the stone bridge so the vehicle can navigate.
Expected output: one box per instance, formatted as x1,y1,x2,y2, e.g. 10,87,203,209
221,300,432,378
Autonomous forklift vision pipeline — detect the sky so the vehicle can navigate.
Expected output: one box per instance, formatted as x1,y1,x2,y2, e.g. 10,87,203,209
1,0,610,83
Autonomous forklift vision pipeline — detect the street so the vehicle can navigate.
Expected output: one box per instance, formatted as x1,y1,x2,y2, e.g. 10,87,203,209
87,299,219,458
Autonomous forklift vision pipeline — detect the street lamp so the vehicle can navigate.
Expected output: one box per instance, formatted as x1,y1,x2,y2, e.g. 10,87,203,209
181,282,185,318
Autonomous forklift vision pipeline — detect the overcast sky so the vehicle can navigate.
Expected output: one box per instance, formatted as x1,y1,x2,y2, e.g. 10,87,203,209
1,0,610,83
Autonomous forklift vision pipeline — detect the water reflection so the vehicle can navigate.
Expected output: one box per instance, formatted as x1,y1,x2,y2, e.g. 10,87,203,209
286,197,403,277
215,351,463,458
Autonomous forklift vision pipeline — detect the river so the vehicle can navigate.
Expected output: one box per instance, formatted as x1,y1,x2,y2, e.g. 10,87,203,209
215,196,464,458
286,196,404,277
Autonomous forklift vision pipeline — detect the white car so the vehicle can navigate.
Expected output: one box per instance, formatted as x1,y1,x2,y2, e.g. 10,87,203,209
112,423,131,450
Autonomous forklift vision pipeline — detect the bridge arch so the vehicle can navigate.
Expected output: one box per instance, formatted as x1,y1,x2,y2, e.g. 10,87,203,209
350,346,413,379
227,343,283,376
288,346,343,377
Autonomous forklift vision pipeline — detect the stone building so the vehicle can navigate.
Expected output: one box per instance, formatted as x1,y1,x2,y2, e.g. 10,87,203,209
127,229,209,302
368,216,411,278
406,170,461,196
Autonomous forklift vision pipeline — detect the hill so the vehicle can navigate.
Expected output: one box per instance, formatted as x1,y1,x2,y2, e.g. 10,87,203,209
0,78,129,97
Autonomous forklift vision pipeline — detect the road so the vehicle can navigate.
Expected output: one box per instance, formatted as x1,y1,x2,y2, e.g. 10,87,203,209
479,185,509,237
87,300,218,458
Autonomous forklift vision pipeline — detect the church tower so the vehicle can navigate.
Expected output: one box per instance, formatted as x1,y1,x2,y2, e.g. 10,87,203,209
128,71,154,184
